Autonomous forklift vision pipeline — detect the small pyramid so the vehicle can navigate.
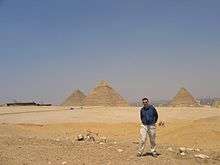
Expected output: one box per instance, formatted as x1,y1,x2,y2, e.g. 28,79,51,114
84,80,129,106
169,87,199,107
61,89,86,106
213,100,220,108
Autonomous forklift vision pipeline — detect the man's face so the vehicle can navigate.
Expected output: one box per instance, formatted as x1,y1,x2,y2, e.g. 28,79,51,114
142,99,149,107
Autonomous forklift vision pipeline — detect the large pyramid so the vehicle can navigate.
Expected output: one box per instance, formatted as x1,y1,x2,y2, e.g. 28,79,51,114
62,89,86,106
84,80,129,106
169,87,199,107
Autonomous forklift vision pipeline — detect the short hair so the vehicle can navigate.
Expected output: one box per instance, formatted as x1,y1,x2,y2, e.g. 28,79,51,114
142,98,149,102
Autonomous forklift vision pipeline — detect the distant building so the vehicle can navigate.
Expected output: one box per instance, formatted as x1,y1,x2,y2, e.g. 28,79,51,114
6,102,37,106
6,102,51,107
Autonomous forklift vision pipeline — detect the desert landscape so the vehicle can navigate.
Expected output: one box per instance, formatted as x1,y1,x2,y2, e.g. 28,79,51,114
1,1,220,164
0,106,220,165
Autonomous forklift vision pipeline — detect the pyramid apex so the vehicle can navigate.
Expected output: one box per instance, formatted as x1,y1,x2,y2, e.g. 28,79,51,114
61,89,86,106
75,89,82,93
179,87,188,92
98,80,109,87
178,87,192,94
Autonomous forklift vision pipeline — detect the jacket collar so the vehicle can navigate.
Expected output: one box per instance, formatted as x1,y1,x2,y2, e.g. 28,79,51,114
143,105,151,110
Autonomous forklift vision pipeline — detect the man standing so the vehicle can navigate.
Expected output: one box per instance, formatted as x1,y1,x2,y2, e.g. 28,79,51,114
137,98,158,157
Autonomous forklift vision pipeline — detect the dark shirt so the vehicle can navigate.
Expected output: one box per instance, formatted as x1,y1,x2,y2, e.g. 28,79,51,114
140,105,158,125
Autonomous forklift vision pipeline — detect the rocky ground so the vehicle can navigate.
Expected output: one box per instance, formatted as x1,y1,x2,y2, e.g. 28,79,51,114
0,106,220,164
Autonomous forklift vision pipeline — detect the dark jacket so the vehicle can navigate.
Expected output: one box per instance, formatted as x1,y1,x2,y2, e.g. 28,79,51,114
140,105,158,125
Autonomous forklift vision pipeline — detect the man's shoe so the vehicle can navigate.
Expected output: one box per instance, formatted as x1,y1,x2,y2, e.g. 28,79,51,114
152,151,158,158
137,153,142,157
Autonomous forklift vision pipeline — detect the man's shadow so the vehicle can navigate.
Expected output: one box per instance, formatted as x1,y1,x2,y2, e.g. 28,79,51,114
142,152,161,157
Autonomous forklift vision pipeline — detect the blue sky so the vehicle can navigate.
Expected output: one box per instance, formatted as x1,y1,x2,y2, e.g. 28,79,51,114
0,0,220,104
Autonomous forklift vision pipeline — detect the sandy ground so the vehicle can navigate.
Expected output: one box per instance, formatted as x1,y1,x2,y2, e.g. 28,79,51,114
0,106,220,165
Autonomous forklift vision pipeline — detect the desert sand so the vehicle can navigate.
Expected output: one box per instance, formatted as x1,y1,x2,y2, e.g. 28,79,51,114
0,106,220,165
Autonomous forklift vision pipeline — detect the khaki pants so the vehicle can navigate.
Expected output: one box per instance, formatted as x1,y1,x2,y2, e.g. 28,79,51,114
138,124,156,154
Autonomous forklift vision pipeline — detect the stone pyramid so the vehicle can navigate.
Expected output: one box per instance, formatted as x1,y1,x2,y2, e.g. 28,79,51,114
213,100,220,108
84,80,129,106
169,87,199,107
62,89,86,106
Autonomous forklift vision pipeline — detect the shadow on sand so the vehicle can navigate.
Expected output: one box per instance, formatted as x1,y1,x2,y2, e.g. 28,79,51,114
142,152,161,157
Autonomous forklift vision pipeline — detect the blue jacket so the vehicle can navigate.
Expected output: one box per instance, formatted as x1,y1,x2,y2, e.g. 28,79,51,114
140,105,158,125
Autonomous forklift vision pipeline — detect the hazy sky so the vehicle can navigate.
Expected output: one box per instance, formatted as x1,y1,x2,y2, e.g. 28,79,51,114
0,0,220,104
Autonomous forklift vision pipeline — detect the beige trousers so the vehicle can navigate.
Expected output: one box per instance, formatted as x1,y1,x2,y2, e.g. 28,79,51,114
138,124,156,154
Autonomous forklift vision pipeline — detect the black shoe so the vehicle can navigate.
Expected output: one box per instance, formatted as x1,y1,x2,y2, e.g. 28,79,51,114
137,153,142,157
152,152,158,158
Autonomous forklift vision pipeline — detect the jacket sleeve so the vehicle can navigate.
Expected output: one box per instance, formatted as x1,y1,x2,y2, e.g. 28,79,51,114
140,109,144,123
153,107,158,123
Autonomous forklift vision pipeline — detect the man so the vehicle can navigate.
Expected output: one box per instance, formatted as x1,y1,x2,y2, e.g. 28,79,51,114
137,98,158,157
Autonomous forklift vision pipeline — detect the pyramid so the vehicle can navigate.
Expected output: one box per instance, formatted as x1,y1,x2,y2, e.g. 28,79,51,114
62,89,86,106
169,87,199,107
84,80,129,106
213,100,220,108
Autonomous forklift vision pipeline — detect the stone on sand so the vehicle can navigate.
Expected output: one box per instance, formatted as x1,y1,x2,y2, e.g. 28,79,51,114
100,136,107,143
77,134,84,141
195,154,210,159
179,147,186,153
117,149,123,153
62,161,67,165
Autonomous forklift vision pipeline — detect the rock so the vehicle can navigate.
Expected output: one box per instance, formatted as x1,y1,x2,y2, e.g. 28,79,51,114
86,130,99,136
186,148,194,151
117,149,123,153
167,147,174,152
86,134,95,142
179,147,186,153
180,152,186,156
100,136,107,143
62,161,67,165
48,161,51,164
18,138,22,142
99,142,104,145
132,141,139,144
55,138,60,142
179,147,187,156
195,154,209,159
77,134,84,141
158,121,165,127
113,141,117,144
194,148,200,152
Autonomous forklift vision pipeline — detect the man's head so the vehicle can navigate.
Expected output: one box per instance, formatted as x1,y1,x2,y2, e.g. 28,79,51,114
142,97,149,107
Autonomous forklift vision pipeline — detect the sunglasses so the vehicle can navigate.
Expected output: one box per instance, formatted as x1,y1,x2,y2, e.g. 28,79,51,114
143,102,148,104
